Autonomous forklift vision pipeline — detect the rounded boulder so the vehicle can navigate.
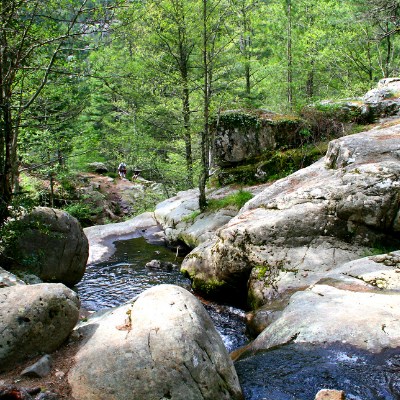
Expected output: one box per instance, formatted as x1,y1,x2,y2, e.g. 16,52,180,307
69,284,243,400
0,283,80,371
8,207,88,286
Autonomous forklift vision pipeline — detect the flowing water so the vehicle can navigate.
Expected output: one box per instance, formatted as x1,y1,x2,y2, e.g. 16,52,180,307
76,236,248,352
76,237,400,400
235,343,400,400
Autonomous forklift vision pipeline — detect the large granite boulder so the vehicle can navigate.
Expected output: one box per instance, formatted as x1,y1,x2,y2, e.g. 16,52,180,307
363,77,400,118
154,185,269,249
68,284,243,400
181,126,400,307
245,281,400,354
213,110,304,167
5,207,88,286
0,283,80,371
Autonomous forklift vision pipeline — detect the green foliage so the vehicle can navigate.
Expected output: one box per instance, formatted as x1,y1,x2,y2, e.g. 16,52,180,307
182,210,202,223
217,113,260,129
207,190,254,211
63,203,94,225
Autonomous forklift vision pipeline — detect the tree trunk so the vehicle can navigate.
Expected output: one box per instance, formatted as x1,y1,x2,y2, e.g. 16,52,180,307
199,0,209,211
0,27,14,226
0,99,14,226
286,0,293,110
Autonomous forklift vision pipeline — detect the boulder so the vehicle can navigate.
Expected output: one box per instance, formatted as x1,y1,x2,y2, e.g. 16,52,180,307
0,283,80,371
363,77,400,118
181,126,400,307
0,267,25,288
213,110,304,167
87,162,108,173
244,283,400,354
68,284,243,400
244,251,400,345
5,207,88,286
154,184,269,249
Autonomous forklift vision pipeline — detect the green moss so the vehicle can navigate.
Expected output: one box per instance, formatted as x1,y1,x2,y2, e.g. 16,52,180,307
191,277,226,295
218,112,260,130
254,264,269,279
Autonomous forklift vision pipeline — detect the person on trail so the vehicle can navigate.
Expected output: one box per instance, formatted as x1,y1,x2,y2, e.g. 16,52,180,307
118,162,127,179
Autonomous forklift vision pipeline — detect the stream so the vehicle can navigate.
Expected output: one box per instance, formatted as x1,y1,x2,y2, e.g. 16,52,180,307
76,236,249,352
76,237,400,400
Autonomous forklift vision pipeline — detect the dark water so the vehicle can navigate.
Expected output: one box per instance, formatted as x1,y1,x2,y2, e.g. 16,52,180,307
76,237,248,352
235,343,400,400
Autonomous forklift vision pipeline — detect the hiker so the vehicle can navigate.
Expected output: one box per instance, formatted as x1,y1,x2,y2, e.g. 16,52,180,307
132,169,141,181
118,162,127,179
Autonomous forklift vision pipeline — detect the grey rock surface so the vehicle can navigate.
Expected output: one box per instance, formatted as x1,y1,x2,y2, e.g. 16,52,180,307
0,267,25,287
6,207,88,286
246,282,400,354
154,184,270,249
0,283,80,371
21,354,52,378
181,126,400,307
69,284,243,400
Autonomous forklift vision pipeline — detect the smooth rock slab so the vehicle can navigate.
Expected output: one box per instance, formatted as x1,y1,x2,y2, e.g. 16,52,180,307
0,283,80,371
69,284,243,400
248,284,400,354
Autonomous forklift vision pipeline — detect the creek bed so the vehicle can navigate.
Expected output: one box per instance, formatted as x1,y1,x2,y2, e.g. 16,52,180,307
76,236,248,353
76,237,400,400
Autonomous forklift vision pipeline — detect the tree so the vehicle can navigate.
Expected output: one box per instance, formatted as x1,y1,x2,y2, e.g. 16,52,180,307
0,0,121,226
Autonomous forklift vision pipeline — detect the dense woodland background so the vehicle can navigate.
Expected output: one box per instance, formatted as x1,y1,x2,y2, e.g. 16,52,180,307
1,0,400,227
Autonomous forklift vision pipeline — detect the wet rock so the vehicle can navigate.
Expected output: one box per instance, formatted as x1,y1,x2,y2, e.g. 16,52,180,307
145,259,176,271
4,207,88,286
315,389,345,399
21,354,52,378
69,284,243,400
0,283,80,371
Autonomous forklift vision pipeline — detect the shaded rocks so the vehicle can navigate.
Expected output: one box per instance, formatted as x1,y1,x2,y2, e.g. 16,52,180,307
87,162,108,174
0,283,80,371
213,110,304,167
0,386,60,400
0,267,25,288
21,355,52,378
69,284,243,400
181,126,400,307
4,207,88,286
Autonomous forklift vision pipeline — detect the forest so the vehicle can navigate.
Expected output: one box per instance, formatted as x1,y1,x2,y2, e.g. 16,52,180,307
1,0,400,227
